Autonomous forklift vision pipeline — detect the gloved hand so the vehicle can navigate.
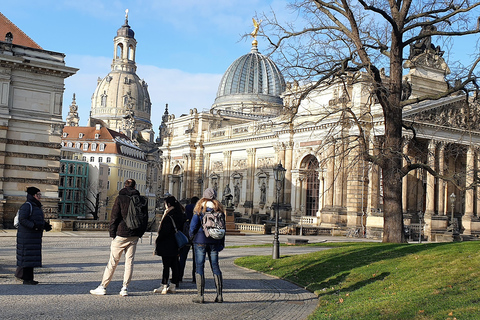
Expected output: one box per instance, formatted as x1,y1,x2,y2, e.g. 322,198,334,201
44,222,52,232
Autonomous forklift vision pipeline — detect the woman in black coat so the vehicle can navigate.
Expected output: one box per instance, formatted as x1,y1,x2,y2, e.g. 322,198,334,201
153,195,185,294
15,187,51,285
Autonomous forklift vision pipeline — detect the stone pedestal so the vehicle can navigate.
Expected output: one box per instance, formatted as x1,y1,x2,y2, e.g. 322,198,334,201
225,206,243,236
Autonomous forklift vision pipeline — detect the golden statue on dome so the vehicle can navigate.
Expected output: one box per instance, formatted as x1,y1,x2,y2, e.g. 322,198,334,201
251,18,262,46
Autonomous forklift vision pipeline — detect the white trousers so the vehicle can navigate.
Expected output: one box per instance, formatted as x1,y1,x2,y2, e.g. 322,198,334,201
100,236,139,288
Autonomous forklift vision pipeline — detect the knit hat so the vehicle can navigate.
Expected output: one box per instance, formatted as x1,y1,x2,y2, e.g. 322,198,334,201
26,186,40,196
203,187,216,200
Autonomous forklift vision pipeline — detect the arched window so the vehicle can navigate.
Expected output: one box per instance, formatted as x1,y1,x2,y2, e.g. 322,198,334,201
116,43,123,59
128,45,134,60
305,156,320,216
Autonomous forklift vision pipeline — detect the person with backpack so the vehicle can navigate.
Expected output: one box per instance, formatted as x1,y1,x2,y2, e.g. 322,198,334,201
153,195,185,294
90,179,148,297
15,186,52,285
179,196,199,283
189,188,226,303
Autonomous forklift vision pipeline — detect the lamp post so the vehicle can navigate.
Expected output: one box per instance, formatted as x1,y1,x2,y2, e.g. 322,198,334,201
449,192,457,233
272,162,286,259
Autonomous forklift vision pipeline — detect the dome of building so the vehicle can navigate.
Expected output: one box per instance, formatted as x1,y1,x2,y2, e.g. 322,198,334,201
90,15,153,141
212,42,286,116
117,21,135,38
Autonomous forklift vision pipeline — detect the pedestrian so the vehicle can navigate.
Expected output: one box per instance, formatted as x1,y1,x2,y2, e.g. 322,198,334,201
15,186,52,285
153,195,185,294
179,196,199,283
189,188,225,303
90,179,148,296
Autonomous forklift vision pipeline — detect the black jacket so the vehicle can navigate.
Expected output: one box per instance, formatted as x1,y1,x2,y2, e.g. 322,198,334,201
155,206,185,257
16,195,45,268
109,187,148,238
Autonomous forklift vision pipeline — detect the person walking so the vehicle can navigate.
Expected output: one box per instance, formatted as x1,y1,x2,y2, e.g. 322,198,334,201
153,195,185,294
90,179,148,296
189,188,225,303
179,196,199,283
15,186,52,285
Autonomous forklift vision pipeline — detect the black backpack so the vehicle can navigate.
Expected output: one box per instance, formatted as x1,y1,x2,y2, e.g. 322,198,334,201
125,194,147,230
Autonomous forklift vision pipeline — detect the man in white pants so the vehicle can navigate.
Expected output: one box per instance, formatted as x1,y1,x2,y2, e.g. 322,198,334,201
90,179,148,296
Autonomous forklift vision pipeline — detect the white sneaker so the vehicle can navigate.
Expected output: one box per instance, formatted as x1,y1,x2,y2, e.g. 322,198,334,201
153,284,169,294
119,287,128,296
90,285,106,295
167,283,176,294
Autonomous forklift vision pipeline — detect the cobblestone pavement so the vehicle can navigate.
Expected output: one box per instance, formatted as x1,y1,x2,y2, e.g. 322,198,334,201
0,231,356,320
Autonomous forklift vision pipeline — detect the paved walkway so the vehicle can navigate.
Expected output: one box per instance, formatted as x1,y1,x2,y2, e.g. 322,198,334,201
0,230,368,320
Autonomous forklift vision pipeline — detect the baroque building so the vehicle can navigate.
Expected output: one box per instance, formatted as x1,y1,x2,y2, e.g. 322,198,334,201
0,13,77,228
159,32,480,240
63,12,161,222
61,124,154,221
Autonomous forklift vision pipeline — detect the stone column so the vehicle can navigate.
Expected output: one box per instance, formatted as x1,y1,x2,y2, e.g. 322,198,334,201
463,146,475,235
324,143,335,208
465,147,475,217
334,142,344,207
163,156,171,195
368,139,380,213
437,143,445,216
425,140,436,216
182,155,188,201
245,148,256,215
284,141,294,207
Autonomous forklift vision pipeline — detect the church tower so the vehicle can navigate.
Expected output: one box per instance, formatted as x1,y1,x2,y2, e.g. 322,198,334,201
89,10,154,142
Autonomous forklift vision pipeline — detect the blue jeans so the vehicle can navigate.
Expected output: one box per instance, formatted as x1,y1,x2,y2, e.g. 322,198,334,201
194,243,222,276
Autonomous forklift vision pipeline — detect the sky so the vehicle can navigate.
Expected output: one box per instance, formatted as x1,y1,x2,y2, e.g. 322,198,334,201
1,1,479,136
0,0,289,134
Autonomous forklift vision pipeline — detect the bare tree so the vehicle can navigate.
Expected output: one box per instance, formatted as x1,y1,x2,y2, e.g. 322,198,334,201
259,0,480,242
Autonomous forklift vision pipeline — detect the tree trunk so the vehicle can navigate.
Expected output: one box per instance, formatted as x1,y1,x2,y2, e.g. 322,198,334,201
381,30,406,243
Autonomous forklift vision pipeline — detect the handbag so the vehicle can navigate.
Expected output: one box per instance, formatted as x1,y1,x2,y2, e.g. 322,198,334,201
169,216,189,249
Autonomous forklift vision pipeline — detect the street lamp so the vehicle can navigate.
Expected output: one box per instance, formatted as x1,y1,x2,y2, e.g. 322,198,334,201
449,192,457,232
272,162,286,259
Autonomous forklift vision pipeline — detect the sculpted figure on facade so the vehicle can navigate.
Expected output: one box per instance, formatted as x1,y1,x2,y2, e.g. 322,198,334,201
234,182,240,206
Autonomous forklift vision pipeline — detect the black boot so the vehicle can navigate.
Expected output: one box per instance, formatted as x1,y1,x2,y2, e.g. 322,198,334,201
214,274,223,303
192,274,204,304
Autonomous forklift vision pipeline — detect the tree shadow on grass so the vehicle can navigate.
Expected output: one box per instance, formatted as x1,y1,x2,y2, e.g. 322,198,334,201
279,242,452,290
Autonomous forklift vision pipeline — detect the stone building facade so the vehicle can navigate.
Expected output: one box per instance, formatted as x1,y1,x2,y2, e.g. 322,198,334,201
159,36,480,240
0,14,77,228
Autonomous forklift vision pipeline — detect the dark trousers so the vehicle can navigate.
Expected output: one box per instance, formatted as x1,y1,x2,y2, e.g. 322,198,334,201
15,266,34,281
161,255,179,285
179,245,196,281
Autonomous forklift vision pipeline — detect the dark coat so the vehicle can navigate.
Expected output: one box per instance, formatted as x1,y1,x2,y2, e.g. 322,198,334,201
155,207,185,257
16,195,46,268
109,187,148,238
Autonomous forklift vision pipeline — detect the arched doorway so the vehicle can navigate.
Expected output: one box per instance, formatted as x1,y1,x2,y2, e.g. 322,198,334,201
171,165,182,200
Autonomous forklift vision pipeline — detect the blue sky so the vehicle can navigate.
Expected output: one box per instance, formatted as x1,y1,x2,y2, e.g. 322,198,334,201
2,1,479,135
1,0,288,133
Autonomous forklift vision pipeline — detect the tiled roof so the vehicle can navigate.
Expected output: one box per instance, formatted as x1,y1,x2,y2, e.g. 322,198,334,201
0,12,42,49
62,126,145,160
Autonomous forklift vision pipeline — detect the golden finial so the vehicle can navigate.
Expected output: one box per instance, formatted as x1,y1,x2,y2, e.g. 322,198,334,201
251,18,262,46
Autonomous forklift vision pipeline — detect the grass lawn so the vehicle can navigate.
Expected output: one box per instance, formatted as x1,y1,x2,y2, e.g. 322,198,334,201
234,241,480,320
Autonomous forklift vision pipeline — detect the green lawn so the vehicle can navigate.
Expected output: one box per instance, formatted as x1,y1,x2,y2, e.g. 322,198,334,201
234,241,480,320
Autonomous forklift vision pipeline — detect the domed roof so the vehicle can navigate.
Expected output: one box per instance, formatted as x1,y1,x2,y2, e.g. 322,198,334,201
90,70,152,131
212,43,285,116
117,21,135,38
